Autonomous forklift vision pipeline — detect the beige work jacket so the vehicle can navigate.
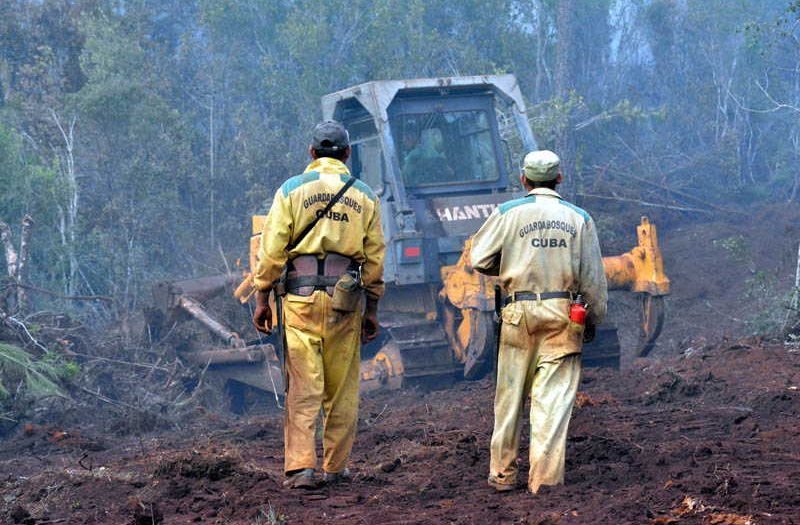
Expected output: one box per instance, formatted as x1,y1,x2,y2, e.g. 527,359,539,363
470,188,607,323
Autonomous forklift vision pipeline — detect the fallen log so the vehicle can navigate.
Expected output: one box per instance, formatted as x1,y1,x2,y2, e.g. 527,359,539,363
180,345,274,366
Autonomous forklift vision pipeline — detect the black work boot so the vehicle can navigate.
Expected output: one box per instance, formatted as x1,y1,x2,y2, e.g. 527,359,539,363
283,468,320,489
323,468,351,485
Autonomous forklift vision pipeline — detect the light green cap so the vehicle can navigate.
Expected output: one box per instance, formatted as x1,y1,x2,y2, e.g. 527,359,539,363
523,150,560,181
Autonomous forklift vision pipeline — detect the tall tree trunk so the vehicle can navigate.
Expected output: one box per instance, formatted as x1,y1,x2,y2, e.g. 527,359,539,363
0,216,35,313
0,221,18,278
533,0,547,102
16,215,33,312
209,93,216,250
785,243,800,342
555,0,576,200
50,110,79,296
0,220,19,312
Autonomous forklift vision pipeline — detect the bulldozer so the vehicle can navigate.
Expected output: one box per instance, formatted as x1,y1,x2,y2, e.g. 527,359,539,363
147,75,669,397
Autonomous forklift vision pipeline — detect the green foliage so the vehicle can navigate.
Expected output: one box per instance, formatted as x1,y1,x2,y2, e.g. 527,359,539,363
531,92,662,148
40,351,80,381
530,91,587,147
0,124,57,223
743,271,788,335
710,235,788,336
0,343,67,401
0,0,799,318
0,122,66,285
713,235,750,265
61,360,80,380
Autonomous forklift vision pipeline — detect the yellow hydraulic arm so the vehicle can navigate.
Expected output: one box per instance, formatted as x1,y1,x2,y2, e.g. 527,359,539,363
603,217,670,296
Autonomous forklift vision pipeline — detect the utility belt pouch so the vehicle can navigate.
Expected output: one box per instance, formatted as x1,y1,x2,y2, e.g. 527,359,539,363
331,272,362,313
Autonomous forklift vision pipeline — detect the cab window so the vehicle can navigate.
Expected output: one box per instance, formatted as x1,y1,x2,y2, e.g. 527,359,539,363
350,136,384,194
347,118,384,194
394,110,499,187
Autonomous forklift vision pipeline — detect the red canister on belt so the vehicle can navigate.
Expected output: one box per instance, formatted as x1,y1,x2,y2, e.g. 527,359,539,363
569,294,587,326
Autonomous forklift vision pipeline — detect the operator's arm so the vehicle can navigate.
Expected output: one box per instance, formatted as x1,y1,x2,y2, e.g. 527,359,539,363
579,217,608,324
361,199,386,301
253,190,294,292
470,208,504,276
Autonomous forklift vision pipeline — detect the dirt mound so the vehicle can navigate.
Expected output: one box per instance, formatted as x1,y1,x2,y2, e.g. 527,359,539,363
155,452,239,481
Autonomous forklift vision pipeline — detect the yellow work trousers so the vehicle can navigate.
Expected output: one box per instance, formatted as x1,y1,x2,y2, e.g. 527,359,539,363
282,290,362,475
489,299,582,493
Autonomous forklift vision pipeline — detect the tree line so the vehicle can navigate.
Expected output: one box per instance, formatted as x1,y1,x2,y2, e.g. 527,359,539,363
0,0,798,318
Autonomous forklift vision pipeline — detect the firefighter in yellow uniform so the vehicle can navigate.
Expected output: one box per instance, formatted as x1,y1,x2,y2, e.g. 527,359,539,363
252,121,385,489
470,150,607,494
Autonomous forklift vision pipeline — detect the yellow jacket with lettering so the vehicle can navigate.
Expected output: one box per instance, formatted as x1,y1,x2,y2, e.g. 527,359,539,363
253,157,385,300
470,188,607,323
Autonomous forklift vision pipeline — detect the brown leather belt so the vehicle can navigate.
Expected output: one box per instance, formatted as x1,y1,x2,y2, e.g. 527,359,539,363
503,291,572,307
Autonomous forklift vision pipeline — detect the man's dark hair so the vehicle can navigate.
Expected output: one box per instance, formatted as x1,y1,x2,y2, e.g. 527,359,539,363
313,147,348,161
530,179,559,190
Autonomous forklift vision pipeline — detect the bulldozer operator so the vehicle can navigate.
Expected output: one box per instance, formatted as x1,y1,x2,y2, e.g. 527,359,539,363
251,120,386,489
400,124,454,185
470,150,608,494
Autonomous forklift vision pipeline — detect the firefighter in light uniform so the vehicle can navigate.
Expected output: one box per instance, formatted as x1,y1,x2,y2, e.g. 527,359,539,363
470,150,607,494
252,121,385,489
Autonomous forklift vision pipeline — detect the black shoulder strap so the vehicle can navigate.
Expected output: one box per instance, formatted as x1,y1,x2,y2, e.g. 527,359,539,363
287,176,357,251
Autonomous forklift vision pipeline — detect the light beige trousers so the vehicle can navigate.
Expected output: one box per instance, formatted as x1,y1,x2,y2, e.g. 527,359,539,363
489,299,582,493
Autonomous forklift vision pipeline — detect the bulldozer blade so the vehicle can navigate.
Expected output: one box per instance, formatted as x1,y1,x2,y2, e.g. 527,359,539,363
388,321,459,386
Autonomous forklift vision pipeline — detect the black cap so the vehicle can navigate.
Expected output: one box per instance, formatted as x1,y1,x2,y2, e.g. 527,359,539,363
311,120,350,151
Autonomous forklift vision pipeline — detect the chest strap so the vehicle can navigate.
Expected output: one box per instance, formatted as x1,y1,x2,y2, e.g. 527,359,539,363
503,291,572,307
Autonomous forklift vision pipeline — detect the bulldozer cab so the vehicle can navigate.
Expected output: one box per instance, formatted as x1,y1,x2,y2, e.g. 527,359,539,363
322,75,537,283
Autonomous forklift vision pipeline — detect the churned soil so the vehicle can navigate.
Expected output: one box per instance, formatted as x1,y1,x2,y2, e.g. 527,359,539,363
1,338,799,524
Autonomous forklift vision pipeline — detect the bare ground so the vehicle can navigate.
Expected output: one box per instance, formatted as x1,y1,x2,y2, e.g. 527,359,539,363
1,337,799,524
